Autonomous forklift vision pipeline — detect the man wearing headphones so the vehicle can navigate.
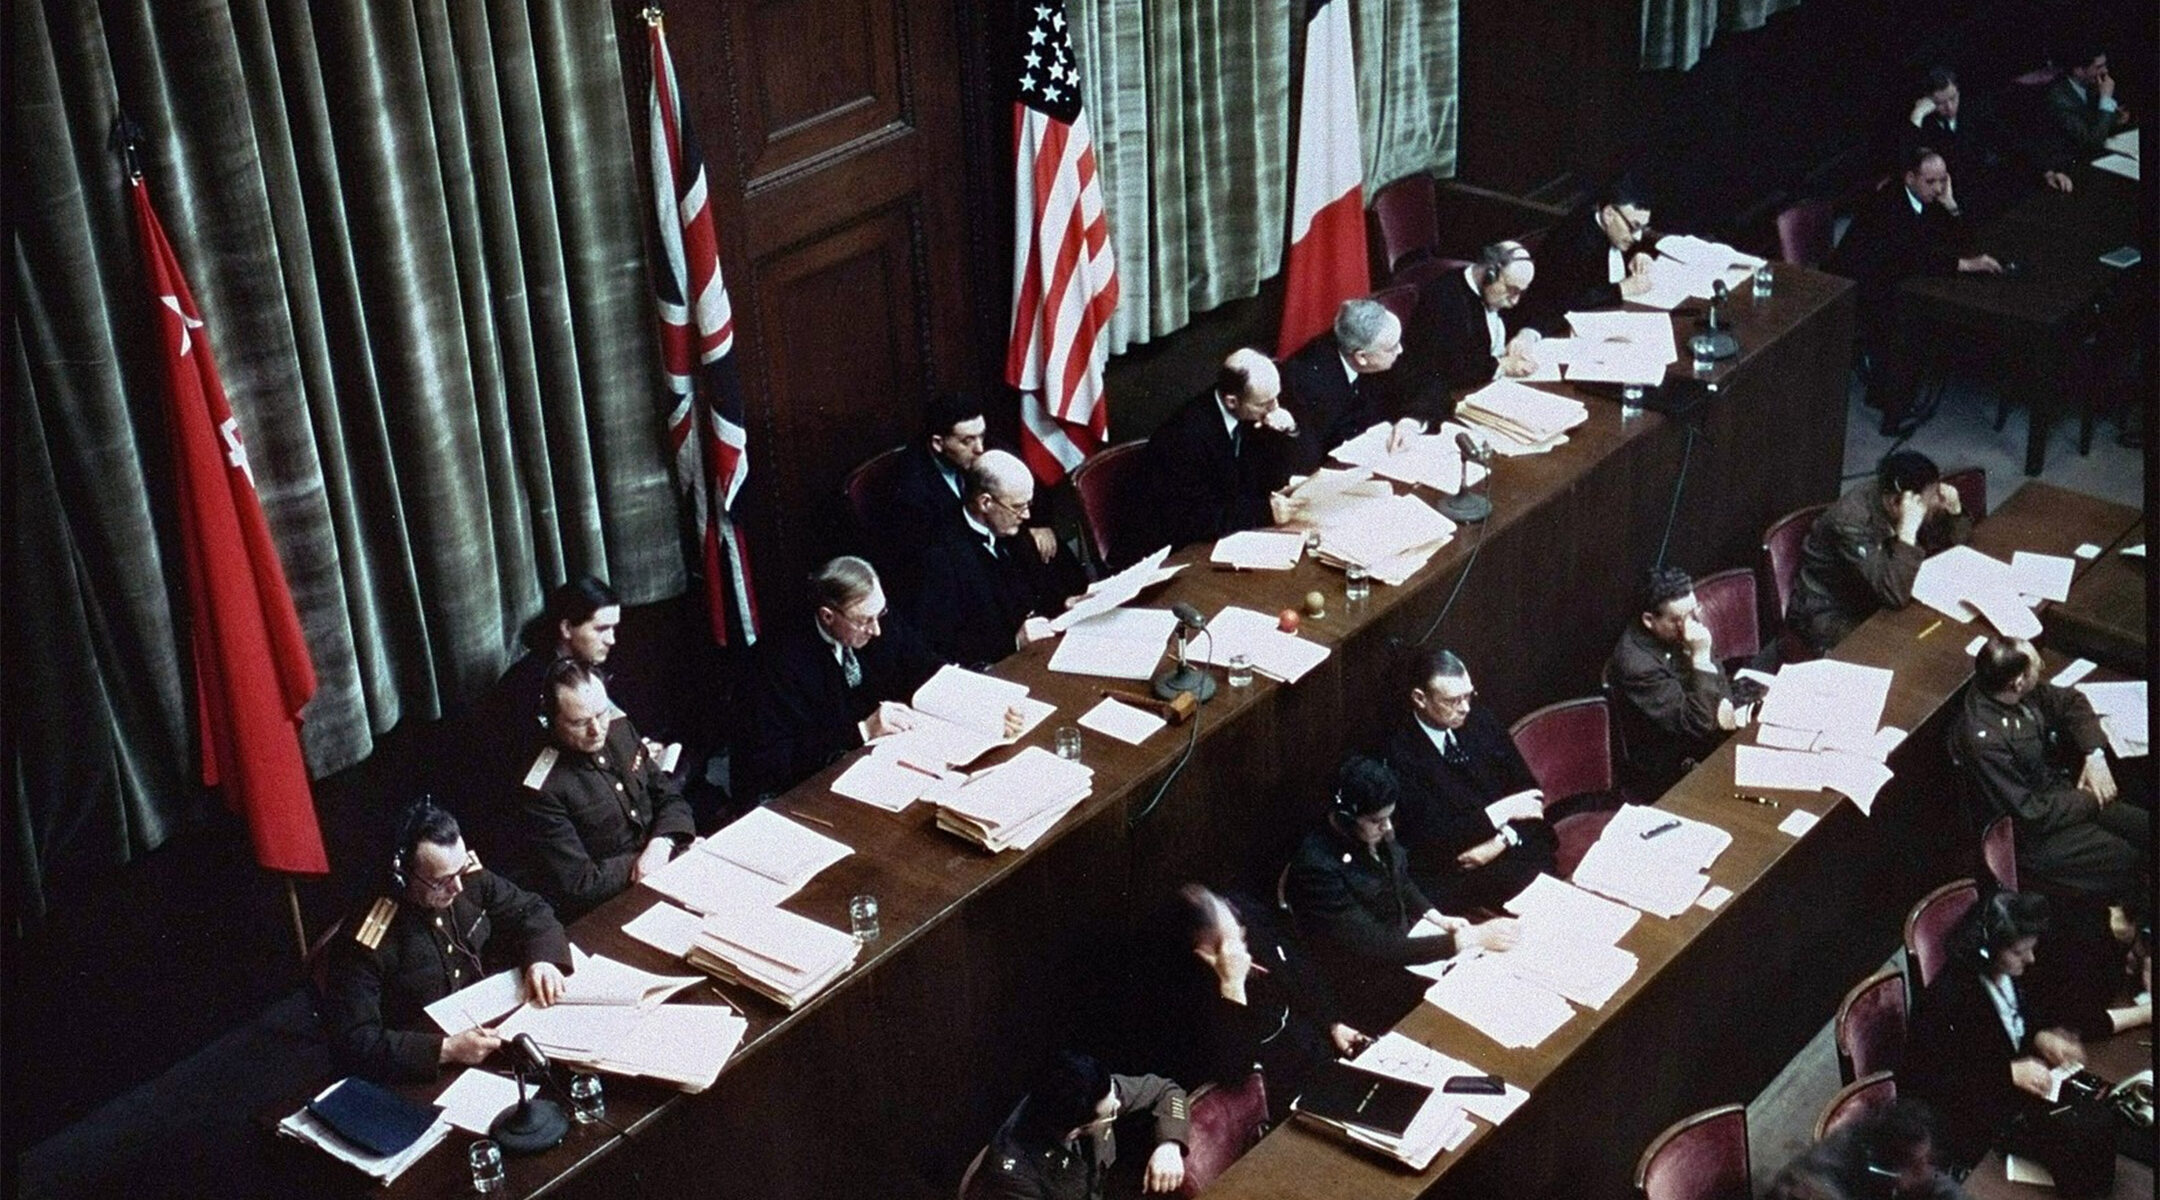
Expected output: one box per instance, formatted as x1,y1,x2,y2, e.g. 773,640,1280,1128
1787,449,1972,655
1392,240,1545,416
1951,636,2148,903
1763,1099,1966,1200
1284,755,1519,1027
515,660,695,920
319,801,570,1083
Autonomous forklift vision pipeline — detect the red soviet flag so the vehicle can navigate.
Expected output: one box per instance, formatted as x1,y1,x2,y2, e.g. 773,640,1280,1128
131,175,327,875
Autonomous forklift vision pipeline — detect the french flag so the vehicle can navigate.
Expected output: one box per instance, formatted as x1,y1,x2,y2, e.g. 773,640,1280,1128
1276,0,1369,357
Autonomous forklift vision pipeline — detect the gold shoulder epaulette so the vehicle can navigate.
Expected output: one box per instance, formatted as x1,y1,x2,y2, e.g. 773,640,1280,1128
354,897,397,949
523,746,560,791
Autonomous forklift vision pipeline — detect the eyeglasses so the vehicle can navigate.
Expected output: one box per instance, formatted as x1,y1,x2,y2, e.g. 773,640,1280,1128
835,606,887,630
415,853,481,895
991,494,1033,518
1430,689,1477,708
1608,207,1650,238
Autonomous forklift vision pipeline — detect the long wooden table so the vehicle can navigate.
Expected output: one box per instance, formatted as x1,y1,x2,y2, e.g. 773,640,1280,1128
1204,481,2142,1200
1898,161,2143,476
252,267,1854,1199
2043,517,2148,676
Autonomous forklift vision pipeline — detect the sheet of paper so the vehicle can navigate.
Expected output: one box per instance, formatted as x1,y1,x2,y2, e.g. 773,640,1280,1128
2078,681,2149,758
594,1004,747,1092
645,841,805,914
1754,659,1893,743
909,666,1055,741
495,1003,641,1057
1185,605,1332,683
1353,1032,1530,1127
696,806,852,889
1211,529,1306,570
1815,751,1895,815
425,968,526,1033
1777,809,1820,837
1503,873,1642,947
2004,1155,2056,1186
1654,233,1766,270
2092,153,2139,181
622,900,704,958
2009,551,2076,603
1312,493,1457,569
1051,547,1178,631
560,952,700,1007
1498,933,1640,1010
1817,725,1907,764
830,752,944,811
2073,542,2102,560
1964,635,1988,655
1421,955,1576,1049
2105,128,2139,158
2122,543,2145,559
434,1069,520,1135
1735,745,1829,791
1696,885,1734,911
1076,696,1166,745
1753,724,1818,751
2050,658,2098,687
1967,586,2043,639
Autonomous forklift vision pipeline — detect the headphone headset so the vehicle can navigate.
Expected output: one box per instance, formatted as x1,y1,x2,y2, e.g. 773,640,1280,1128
1974,890,2020,962
390,796,444,890
1476,242,1533,287
1330,789,1361,821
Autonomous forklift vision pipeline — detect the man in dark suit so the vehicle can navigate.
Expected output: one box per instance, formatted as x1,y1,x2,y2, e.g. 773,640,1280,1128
1903,66,2072,220
1381,648,1558,913
1393,240,1546,413
733,556,946,804
2043,39,2132,160
907,450,1086,667
882,392,1063,588
1519,180,1657,334
1607,567,1755,798
1278,297,1415,473
1140,348,1297,551
1830,146,2003,436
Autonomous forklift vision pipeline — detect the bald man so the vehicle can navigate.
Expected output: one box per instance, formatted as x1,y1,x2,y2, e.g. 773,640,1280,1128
907,449,1088,667
1141,347,1299,551
1394,240,1546,413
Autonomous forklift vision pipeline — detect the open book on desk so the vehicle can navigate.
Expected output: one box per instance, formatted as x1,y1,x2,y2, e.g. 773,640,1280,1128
870,665,1057,770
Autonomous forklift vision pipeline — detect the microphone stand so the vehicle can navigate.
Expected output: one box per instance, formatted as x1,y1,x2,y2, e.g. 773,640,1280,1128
1688,280,1740,362
1152,610,1217,703
1441,433,1493,524
489,1039,571,1153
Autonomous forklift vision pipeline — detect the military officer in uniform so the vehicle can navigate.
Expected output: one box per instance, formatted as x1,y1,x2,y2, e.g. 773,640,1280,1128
1787,450,1971,655
1950,636,2148,903
318,800,570,1083
967,1051,1190,1200
516,660,696,920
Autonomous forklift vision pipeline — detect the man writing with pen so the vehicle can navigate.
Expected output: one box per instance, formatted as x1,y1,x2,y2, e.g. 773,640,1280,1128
319,800,571,1083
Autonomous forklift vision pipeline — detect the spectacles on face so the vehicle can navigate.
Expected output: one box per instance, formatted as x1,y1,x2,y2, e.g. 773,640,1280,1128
991,493,1033,519
415,853,480,896
1608,207,1650,239
1429,689,1476,710
835,606,887,631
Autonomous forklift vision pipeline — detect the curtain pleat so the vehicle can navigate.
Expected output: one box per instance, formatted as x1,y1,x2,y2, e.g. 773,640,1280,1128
1641,0,1802,72
6,0,682,918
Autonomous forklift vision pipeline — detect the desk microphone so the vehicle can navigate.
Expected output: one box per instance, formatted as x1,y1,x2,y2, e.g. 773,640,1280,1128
1690,280,1740,362
1442,431,1493,524
490,1033,571,1153
1153,603,1217,703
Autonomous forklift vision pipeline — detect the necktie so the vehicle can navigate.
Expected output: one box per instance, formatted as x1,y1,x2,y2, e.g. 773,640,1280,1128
1231,425,1244,458
1442,732,1469,766
841,645,862,689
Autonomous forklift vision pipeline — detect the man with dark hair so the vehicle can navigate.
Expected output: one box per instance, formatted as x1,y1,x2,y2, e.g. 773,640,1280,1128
966,1050,1191,1199
514,661,695,919
1382,650,1562,913
734,556,946,803
908,450,1087,667
1140,347,1298,550
2044,39,2132,158
1519,179,1658,333
1396,241,1546,410
1286,753,1519,1026
1787,450,1972,653
1278,297,1418,473
1763,1099,1967,1200
1905,66,2073,214
319,802,571,1083
1608,567,1756,796
1950,636,2148,902
1830,146,2003,435
882,392,1063,577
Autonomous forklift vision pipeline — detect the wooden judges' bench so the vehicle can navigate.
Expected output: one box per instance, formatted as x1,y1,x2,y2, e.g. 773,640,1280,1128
269,265,1855,1198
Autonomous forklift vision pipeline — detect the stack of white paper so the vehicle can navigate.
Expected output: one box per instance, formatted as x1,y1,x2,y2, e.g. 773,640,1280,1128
1454,379,1590,454
622,899,705,958
1047,607,1177,681
1570,805,1732,917
828,752,951,812
277,1085,450,1184
686,902,861,1010
1420,954,1577,1048
643,846,805,914
1503,873,1642,946
1051,546,1182,632
1754,659,1896,748
1563,310,1678,386
1422,876,1643,1013
2078,681,2148,758
871,665,1058,770
934,745,1095,852
1309,493,1457,577
1329,421,1490,494
698,806,854,892
1184,606,1332,684
1211,529,1306,570
1911,545,2043,638
1353,1032,1530,1127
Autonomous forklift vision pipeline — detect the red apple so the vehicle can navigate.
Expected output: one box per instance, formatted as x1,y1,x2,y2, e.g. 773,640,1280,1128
1278,609,1301,633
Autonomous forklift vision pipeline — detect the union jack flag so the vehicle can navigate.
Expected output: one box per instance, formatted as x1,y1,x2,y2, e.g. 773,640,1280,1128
648,9,758,645
1006,0,1119,484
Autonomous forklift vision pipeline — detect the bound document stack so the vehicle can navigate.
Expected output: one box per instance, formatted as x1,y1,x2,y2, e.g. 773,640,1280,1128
1454,379,1589,454
1290,1058,1469,1170
933,745,1095,852
685,901,861,1010
277,1077,450,1185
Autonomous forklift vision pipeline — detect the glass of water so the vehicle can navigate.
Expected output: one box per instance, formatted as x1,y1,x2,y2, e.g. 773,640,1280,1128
1054,725,1084,760
469,1139,506,1194
1752,262,1774,300
849,894,881,942
568,1073,605,1124
1344,565,1371,602
1226,653,1254,688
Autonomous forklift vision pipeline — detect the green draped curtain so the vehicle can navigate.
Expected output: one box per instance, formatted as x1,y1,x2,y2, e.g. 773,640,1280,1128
7,0,685,917
1640,0,1802,71
1071,0,1461,353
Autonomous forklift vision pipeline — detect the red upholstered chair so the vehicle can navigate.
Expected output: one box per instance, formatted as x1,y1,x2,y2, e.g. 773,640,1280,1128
1510,697,1621,878
1373,284,1419,324
1385,255,1471,293
1834,967,1908,1084
1370,173,1439,278
1939,466,1987,522
1176,1073,1270,1196
1904,878,1980,994
1635,1103,1752,1200
1814,1071,1897,1141
1775,198,1835,268
1979,816,2018,892
1070,439,1151,572
1761,503,1829,663
842,445,909,545
1693,567,1762,668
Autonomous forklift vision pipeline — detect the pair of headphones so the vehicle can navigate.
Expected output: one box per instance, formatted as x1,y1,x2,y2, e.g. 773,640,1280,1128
1330,789,1361,821
1973,889,2024,962
389,796,446,890
1476,241,1532,287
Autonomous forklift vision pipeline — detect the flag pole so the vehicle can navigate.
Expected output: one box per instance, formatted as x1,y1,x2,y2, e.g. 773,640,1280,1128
285,877,310,962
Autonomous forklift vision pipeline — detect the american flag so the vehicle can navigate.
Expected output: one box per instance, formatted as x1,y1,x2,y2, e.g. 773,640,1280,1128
1005,0,1119,485
647,10,758,645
